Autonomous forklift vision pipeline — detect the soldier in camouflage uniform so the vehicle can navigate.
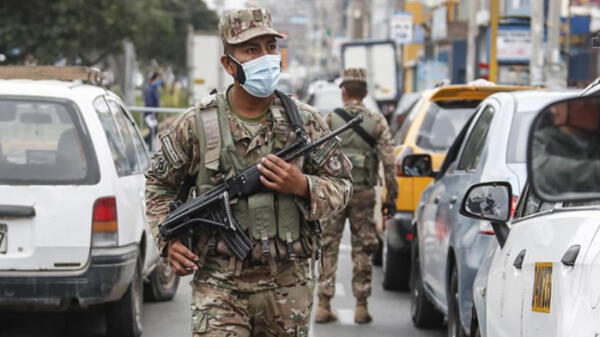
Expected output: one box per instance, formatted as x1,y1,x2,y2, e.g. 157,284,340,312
316,68,398,324
145,8,353,337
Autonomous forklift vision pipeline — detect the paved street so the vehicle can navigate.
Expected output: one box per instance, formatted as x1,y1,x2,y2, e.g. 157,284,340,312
0,226,444,337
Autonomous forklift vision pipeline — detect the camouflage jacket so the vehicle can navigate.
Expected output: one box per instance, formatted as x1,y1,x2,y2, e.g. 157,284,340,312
326,101,398,203
145,91,353,258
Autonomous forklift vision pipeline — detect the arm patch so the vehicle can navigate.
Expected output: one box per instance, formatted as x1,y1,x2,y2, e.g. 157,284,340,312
159,133,186,168
309,136,340,167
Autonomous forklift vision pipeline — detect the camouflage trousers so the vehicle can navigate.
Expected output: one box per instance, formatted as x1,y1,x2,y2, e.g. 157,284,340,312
191,260,315,337
317,188,379,301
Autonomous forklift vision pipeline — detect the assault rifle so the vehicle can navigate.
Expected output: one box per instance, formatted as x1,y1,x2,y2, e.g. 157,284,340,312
158,114,363,260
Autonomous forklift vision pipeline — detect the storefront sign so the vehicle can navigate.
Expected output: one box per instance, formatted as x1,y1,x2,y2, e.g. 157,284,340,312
390,12,413,45
497,28,531,62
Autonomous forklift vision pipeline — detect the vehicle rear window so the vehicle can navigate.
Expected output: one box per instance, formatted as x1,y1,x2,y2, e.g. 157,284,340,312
507,111,536,163
0,98,99,185
416,100,480,152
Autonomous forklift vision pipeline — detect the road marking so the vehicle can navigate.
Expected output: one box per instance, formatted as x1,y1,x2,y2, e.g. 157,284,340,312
335,282,346,297
337,309,354,325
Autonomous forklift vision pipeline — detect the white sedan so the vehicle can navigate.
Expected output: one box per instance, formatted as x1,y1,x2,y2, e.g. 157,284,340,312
462,94,600,337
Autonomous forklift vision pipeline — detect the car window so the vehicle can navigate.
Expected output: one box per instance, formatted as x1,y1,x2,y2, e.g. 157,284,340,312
395,97,424,144
107,99,149,173
457,105,495,171
415,100,479,152
94,96,135,176
518,183,559,218
0,98,99,185
436,110,478,178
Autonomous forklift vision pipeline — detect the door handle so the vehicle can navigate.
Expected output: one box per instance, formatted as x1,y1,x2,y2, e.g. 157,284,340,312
561,245,581,266
513,249,526,269
450,196,458,204
433,197,439,204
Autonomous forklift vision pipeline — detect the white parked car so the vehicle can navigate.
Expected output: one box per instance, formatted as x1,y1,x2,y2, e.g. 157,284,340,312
462,95,600,337
0,68,178,337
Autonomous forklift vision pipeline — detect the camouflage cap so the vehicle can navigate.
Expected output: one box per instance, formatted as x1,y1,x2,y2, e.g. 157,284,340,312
340,68,367,87
218,8,284,45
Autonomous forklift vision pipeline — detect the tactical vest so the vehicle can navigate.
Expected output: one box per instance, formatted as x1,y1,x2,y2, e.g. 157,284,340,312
192,93,317,266
330,107,379,188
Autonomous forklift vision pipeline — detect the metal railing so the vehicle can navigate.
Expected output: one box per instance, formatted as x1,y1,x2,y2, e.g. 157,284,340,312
128,106,188,152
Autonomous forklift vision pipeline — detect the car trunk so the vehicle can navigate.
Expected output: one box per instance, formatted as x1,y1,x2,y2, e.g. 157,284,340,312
0,186,95,271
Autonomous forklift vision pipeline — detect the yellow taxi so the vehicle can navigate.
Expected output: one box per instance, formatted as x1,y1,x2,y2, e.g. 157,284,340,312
382,82,530,291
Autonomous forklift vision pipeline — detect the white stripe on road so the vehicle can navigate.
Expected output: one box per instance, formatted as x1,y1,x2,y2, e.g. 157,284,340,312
337,309,355,325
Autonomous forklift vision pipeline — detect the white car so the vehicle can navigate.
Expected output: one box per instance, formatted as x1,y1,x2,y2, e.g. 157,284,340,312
461,95,600,337
304,80,382,116
0,69,178,337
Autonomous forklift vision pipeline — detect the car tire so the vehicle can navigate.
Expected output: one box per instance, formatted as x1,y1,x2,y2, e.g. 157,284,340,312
106,250,143,337
382,229,410,291
410,239,444,328
144,257,179,302
372,234,383,267
448,265,466,337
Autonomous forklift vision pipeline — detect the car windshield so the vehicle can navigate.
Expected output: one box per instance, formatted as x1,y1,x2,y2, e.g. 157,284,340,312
416,100,480,152
0,98,99,185
507,110,537,163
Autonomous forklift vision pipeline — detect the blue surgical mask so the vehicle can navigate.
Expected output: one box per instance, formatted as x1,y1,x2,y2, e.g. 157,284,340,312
229,54,281,97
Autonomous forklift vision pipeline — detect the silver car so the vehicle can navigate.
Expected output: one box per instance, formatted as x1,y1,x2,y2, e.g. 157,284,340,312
403,90,577,337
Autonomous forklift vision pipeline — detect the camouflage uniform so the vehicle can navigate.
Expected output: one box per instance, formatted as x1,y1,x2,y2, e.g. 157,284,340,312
145,8,353,337
317,68,397,318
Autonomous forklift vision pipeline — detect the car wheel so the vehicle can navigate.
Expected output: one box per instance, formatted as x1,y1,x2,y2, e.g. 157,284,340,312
448,265,466,337
106,250,143,337
372,234,383,266
410,239,444,328
144,257,180,302
382,229,410,291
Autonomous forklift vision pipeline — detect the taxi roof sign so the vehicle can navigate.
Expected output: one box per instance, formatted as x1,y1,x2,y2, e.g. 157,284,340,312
0,66,105,85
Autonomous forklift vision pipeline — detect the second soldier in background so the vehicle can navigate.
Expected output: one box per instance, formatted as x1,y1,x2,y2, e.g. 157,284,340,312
316,68,398,324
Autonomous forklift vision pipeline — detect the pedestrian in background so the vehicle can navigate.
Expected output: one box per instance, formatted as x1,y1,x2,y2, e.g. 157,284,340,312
144,72,161,151
316,68,398,324
145,7,353,337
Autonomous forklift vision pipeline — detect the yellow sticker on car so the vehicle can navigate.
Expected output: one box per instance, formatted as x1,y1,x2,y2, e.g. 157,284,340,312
532,262,553,313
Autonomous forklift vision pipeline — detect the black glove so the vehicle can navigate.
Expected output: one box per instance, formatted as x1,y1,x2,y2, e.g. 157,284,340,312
382,202,396,218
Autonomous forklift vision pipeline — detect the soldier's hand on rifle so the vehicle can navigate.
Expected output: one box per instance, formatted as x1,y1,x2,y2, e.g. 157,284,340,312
382,202,396,219
167,239,200,276
258,154,309,198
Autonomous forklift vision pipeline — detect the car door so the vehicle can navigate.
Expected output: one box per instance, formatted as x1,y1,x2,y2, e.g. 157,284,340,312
485,187,600,337
422,103,497,303
106,98,156,266
95,96,145,247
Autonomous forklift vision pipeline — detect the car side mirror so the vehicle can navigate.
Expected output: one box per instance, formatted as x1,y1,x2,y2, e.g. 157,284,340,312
460,181,512,248
401,154,435,177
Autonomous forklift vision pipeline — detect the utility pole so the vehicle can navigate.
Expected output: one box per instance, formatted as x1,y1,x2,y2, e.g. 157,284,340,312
545,0,566,89
489,0,499,83
530,0,545,86
466,0,479,82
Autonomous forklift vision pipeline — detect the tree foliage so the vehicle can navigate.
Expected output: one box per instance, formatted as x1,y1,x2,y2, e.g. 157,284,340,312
0,0,218,71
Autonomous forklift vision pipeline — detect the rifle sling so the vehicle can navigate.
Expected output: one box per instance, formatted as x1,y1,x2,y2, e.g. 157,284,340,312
334,108,376,147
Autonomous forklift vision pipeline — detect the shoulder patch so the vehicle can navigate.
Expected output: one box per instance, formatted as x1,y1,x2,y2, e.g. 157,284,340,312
158,133,185,168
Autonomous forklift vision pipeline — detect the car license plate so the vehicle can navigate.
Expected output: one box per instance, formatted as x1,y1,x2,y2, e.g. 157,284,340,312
532,262,552,313
0,223,6,254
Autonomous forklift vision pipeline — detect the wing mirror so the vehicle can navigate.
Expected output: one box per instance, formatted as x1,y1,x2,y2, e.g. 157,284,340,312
401,154,436,177
460,181,512,248
528,96,600,202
